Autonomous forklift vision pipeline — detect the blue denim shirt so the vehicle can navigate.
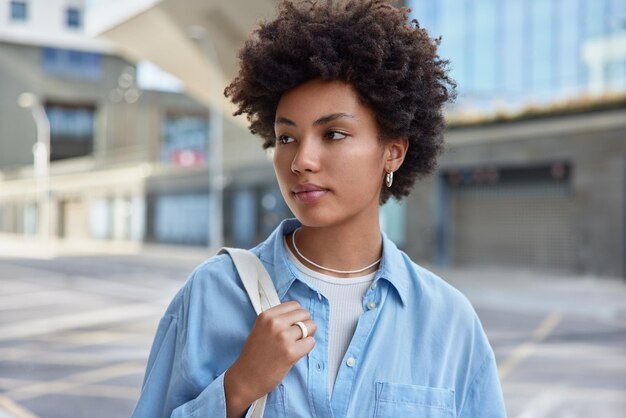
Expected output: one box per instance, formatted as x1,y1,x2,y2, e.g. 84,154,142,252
132,218,506,418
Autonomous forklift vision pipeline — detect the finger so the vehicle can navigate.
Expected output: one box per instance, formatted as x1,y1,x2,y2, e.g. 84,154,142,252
279,308,311,326
260,300,301,317
292,335,316,358
267,300,301,315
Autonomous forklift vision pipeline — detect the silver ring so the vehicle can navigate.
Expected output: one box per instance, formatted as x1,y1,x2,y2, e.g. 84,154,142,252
294,321,308,340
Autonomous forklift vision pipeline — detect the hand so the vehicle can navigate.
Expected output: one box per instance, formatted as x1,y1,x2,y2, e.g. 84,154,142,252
224,301,316,417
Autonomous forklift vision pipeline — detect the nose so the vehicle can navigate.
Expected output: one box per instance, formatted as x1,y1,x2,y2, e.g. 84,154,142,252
291,137,321,174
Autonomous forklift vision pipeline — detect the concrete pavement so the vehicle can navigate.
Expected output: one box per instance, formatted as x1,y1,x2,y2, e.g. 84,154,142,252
435,266,626,417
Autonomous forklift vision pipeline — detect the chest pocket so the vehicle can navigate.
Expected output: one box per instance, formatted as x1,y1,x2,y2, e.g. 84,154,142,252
373,382,455,418
263,383,287,417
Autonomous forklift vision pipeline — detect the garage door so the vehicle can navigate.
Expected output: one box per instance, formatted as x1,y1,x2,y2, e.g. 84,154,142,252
446,164,577,271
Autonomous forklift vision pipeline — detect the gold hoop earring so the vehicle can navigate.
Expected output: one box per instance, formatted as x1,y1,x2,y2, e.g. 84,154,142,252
385,171,393,188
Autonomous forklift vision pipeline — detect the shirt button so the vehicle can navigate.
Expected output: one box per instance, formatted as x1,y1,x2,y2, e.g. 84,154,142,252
367,301,377,310
370,282,377,290
346,357,356,367
317,292,322,301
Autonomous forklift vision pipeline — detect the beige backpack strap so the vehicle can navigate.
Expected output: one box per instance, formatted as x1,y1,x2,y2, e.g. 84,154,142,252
219,247,281,313
218,247,282,418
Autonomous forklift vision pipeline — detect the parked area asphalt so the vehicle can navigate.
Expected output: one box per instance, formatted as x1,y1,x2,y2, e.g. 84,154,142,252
0,246,625,418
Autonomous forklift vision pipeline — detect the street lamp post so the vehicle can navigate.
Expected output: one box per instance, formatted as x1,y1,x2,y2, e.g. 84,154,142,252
18,92,51,244
187,25,225,250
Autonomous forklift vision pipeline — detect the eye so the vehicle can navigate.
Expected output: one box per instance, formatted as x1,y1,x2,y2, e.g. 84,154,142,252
326,130,348,141
276,134,294,145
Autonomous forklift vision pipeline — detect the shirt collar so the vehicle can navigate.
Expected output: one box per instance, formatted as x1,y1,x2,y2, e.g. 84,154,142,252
257,218,409,306
378,226,410,306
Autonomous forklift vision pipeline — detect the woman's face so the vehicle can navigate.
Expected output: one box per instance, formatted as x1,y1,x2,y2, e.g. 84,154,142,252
273,79,393,228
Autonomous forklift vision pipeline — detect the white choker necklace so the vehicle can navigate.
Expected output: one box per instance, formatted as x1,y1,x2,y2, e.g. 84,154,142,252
291,228,382,274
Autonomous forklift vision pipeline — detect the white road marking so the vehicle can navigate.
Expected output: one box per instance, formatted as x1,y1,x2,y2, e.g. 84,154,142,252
0,290,90,311
0,303,164,341
0,346,147,366
0,395,39,418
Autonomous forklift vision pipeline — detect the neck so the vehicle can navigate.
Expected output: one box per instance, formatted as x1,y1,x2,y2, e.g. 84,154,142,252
286,214,383,278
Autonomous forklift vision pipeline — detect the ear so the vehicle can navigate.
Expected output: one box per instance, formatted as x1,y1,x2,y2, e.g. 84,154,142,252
383,137,409,172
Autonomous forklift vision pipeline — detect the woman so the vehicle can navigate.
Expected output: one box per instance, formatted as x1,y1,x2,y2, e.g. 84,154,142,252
132,1,506,417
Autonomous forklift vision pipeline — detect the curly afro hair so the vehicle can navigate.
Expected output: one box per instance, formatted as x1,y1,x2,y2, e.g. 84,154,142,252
224,0,456,204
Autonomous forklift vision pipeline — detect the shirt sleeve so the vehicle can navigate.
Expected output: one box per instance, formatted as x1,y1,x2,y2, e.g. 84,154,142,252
458,352,507,418
130,304,225,418
131,279,257,418
170,372,256,418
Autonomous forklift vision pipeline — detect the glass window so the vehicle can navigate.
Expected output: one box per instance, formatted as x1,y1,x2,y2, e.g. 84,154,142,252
409,0,439,36
160,113,209,167
555,0,583,99
66,7,81,29
609,0,626,35
412,0,626,114
606,59,626,90
529,0,554,103
41,48,103,81
10,1,27,21
154,194,210,245
440,0,468,102
501,0,525,107
583,0,609,40
472,0,498,98
23,203,38,235
260,188,288,238
231,189,257,248
68,50,84,64
89,198,113,240
45,103,95,161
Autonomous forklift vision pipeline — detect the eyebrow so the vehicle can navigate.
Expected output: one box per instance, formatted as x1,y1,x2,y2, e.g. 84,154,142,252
274,113,356,127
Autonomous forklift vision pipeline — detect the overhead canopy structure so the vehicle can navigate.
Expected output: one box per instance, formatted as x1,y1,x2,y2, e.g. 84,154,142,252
86,0,278,123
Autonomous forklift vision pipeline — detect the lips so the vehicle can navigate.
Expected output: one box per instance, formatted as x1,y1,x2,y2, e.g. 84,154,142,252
292,183,329,203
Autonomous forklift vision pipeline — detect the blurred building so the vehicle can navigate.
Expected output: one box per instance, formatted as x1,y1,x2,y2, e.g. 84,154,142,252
0,0,295,250
1,0,396,251
4,0,625,279
411,0,626,112
405,0,626,278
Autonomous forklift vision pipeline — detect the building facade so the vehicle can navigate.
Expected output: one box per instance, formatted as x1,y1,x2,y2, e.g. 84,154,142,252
1,0,408,253
405,0,626,278
405,104,626,278
3,0,625,278
0,0,285,250
410,0,626,113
